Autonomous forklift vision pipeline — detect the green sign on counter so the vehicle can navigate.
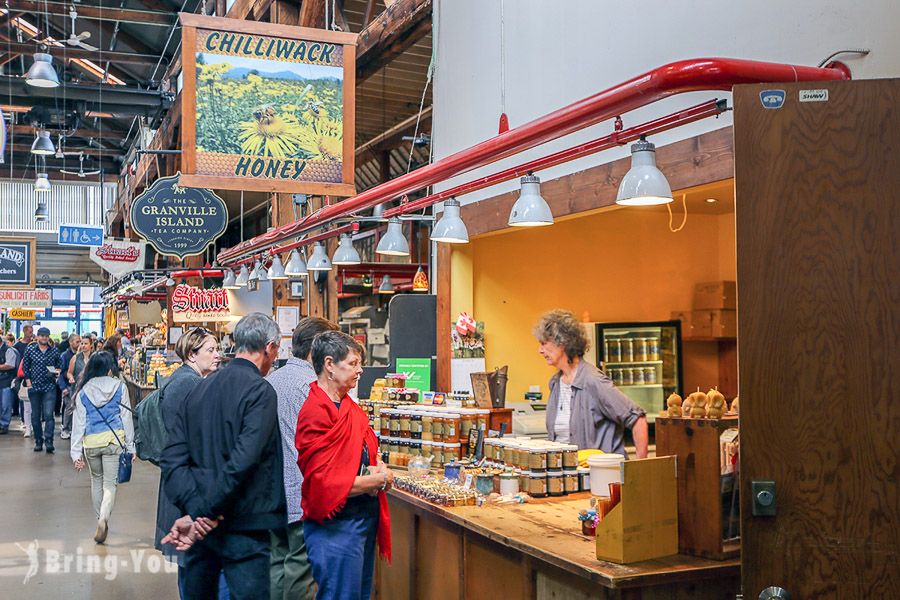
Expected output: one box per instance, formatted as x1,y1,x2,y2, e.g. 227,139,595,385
396,358,431,395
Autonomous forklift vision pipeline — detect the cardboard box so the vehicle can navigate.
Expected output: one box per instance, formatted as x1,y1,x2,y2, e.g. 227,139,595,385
670,310,694,336
694,281,737,310
595,456,679,564
691,309,737,338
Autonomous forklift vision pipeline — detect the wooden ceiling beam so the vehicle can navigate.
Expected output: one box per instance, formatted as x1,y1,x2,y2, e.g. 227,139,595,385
9,125,128,141
356,0,431,85
0,40,160,66
5,1,177,26
299,0,327,28
6,143,123,157
354,104,430,167
0,168,115,182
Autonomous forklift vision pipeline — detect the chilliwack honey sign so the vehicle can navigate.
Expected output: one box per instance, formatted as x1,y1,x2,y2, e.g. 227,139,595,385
178,14,357,196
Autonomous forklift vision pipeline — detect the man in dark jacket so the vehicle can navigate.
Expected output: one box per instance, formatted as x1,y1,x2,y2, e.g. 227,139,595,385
161,313,286,599
22,327,61,453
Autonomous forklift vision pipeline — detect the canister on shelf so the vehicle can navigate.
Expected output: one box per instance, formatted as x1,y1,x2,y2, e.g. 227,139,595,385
421,414,434,441
547,472,565,496
444,414,461,444
528,448,547,472
410,413,423,439
379,410,390,437
622,368,634,386
527,472,548,498
546,447,563,470
475,410,488,431
432,415,445,442
621,339,634,362
388,411,400,437
420,440,433,460
607,339,621,363
643,366,657,385
577,467,591,492
399,412,411,439
460,411,474,439
648,337,660,361
633,367,645,386
634,337,649,362
563,470,579,494
610,368,624,386
561,445,579,469
443,442,461,464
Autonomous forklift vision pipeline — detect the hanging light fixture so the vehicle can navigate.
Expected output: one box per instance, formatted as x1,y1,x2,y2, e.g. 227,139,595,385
412,266,429,292
615,136,673,206
376,217,410,256
378,274,395,294
307,242,333,271
31,130,55,155
508,173,553,226
222,269,239,289
26,52,60,88
431,197,469,243
332,233,361,265
33,172,51,192
268,253,288,279
235,264,250,286
362,274,374,287
166,276,175,287
248,260,261,282
34,201,49,222
284,249,308,277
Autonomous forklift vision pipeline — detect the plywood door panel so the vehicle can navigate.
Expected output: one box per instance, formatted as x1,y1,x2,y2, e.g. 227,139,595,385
464,535,524,600
417,515,462,600
734,79,900,599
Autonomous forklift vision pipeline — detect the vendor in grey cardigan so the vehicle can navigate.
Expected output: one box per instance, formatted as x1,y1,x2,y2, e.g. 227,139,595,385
535,310,648,458
266,316,339,600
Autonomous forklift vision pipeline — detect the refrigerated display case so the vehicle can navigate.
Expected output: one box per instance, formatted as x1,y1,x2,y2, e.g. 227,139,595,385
594,320,683,424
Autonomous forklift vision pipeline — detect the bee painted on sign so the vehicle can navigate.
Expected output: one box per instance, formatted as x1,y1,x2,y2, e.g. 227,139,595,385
179,14,357,196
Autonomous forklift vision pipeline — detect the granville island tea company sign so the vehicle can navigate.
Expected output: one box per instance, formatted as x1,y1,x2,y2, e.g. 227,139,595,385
130,173,227,260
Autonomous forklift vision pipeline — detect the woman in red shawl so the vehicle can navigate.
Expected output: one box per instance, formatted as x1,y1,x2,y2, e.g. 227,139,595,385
295,331,393,600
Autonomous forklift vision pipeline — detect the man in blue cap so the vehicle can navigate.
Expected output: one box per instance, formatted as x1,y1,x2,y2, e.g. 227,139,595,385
22,327,61,453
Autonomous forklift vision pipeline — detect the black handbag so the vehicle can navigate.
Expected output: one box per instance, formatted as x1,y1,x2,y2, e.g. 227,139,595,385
84,387,133,483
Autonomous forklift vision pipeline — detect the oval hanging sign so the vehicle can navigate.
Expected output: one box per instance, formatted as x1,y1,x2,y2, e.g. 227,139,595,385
129,172,228,259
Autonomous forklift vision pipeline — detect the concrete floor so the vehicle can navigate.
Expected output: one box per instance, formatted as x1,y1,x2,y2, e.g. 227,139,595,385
0,415,179,599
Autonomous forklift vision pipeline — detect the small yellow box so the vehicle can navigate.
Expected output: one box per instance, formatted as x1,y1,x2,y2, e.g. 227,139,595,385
595,456,679,564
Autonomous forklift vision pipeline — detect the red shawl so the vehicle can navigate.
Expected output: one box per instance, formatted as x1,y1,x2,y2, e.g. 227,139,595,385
295,381,391,563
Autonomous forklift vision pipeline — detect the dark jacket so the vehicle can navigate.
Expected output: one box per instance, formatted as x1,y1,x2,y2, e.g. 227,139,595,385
58,348,74,391
22,343,61,392
161,358,286,531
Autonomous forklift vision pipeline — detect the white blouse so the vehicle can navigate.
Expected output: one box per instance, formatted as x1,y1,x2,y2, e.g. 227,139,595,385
554,381,574,443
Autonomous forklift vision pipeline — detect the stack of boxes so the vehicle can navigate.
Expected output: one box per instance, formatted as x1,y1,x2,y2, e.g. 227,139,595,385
672,281,737,338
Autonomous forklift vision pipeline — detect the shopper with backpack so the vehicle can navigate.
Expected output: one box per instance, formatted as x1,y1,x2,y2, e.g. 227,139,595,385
70,351,135,543
152,327,224,599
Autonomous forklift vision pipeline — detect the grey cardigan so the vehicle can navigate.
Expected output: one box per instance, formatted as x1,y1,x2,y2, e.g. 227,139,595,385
546,359,645,456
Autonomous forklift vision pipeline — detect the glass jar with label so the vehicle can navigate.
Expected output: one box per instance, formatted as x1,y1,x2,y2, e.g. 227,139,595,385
622,368,634,386
444,442,461,464
644,366,657,385
577,467,591,492
399,439,409,456
460,411,474,439
648,337,660,361
633,367,645,386
421,414,434,441
420,440,433,461
432,415,445,443
527,472,548,498
621,339,634,362
431,442,444,467
389,437,400,454
563,470,579,494
408,441,421,457
547,472,565,496
561,445,579,470
607,339,621,363
502,444,515,466
634,338,649,362
610,368,624,386
547,447,563,470
379,437,389,455
528,448,547,472
388,411,400,438
410,413,422,439
399,412,411,439
475,410,489,432
444,414,460,444
379,410,390,437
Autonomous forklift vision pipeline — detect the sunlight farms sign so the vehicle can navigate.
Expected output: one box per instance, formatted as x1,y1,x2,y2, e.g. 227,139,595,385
178,14,357,196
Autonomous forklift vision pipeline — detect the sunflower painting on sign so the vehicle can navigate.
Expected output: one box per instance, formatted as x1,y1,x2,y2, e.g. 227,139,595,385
179,14,357,196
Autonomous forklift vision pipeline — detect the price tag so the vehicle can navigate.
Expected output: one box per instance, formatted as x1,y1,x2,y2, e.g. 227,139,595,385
720,428,739,443
463,474,474,490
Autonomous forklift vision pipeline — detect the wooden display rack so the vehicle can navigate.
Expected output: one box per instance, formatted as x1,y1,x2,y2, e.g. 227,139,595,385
595,456,679,564
656,415,741,560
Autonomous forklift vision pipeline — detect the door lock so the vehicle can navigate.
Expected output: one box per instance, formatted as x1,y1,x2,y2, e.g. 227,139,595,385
758,586,790,600
751,480,777,516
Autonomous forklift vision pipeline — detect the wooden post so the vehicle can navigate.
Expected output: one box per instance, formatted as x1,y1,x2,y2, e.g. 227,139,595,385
436,242,451,391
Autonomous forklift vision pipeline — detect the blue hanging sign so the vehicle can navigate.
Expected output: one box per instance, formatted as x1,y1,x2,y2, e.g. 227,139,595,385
129,172,228,259
58,223,104,247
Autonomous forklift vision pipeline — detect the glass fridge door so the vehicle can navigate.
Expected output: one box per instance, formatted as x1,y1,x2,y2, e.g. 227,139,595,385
598,320,683,423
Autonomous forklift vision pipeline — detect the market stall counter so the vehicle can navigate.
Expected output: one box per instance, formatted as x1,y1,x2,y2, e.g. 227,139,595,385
375,488,739,600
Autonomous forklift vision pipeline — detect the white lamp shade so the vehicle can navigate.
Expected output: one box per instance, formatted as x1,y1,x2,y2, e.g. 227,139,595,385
378,274,395,294
615,138,673,206
34,173,51,192
31,131,55,155
332,233,362,265
26,53,60,88
268,254,288,279
431,198,469,243
257,265,268,282
222,269,239,289
284,249,308,276
376,217,410,256
307,242,333,271
235,264,250,285
508,174,553,226
248,260,261,281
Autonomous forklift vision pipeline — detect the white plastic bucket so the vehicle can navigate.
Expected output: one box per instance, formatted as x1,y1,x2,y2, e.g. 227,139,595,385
586,453,625,496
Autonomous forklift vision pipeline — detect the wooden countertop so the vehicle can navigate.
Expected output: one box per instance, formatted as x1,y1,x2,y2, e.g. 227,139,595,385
387,488,740,590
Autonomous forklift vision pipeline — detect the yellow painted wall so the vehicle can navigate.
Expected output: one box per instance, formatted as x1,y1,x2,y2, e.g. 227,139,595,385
456,206,736,403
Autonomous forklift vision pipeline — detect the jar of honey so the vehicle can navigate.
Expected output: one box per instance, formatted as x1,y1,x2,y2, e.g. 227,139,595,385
546,447,563,470
643,366,656,385
634,338,649,362
389,438,400,454
388,411,400,438
622,368,634,386
410,413,423,439
563,470,579,494
420,440,433,461
502,443,515,466
444,414,461,444
432,442,445,467
547,472,565,496
647,337,660,361
475,410,488,432
633,367,645,386
528,448,547,472
379,410,389,437
409,441,422,457
421,414,434,441
527,473,548,498
432,415,445,443
444,443,461,464
460,411,474,439
621,339,634,362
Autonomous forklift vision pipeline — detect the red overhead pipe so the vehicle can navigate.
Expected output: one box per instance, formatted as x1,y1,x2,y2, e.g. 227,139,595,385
217,57,850,265
169,269,224,278
228,224,355,267
384,99,726,217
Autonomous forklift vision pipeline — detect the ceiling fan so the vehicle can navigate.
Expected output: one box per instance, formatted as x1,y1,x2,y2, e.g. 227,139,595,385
60,153,102,177
66,8,98,51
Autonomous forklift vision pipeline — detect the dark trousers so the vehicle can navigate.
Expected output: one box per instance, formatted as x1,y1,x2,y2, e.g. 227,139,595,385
304,514,378,600
29,388,56,446
183,529,270,600
270,521,316,600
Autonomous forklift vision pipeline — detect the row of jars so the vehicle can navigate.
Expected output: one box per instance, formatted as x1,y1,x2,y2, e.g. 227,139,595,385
482,438,579,472
605,337,660,363
378,408,490,443
607,366,657,386
380,437,465,467
518,469,588,498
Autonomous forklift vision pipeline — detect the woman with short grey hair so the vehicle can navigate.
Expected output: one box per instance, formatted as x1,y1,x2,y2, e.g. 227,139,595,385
534,309,649,457
295,331,393,600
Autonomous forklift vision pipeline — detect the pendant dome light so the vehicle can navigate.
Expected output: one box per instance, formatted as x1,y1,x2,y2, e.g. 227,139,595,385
248,260,261,282
257,262,269,282
222,269,239,289
375,217,410,256
508,173,553,226
33,172,51,192
431,197,469,243
307,242,333,271
378,274,395,294
26,53,60,88
34,201,49,222
284,249,308,277
31,130,55,155
235,264,250,286
268,253,288,279
615,136,673,206
412,266,429,292
332,233,362,265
